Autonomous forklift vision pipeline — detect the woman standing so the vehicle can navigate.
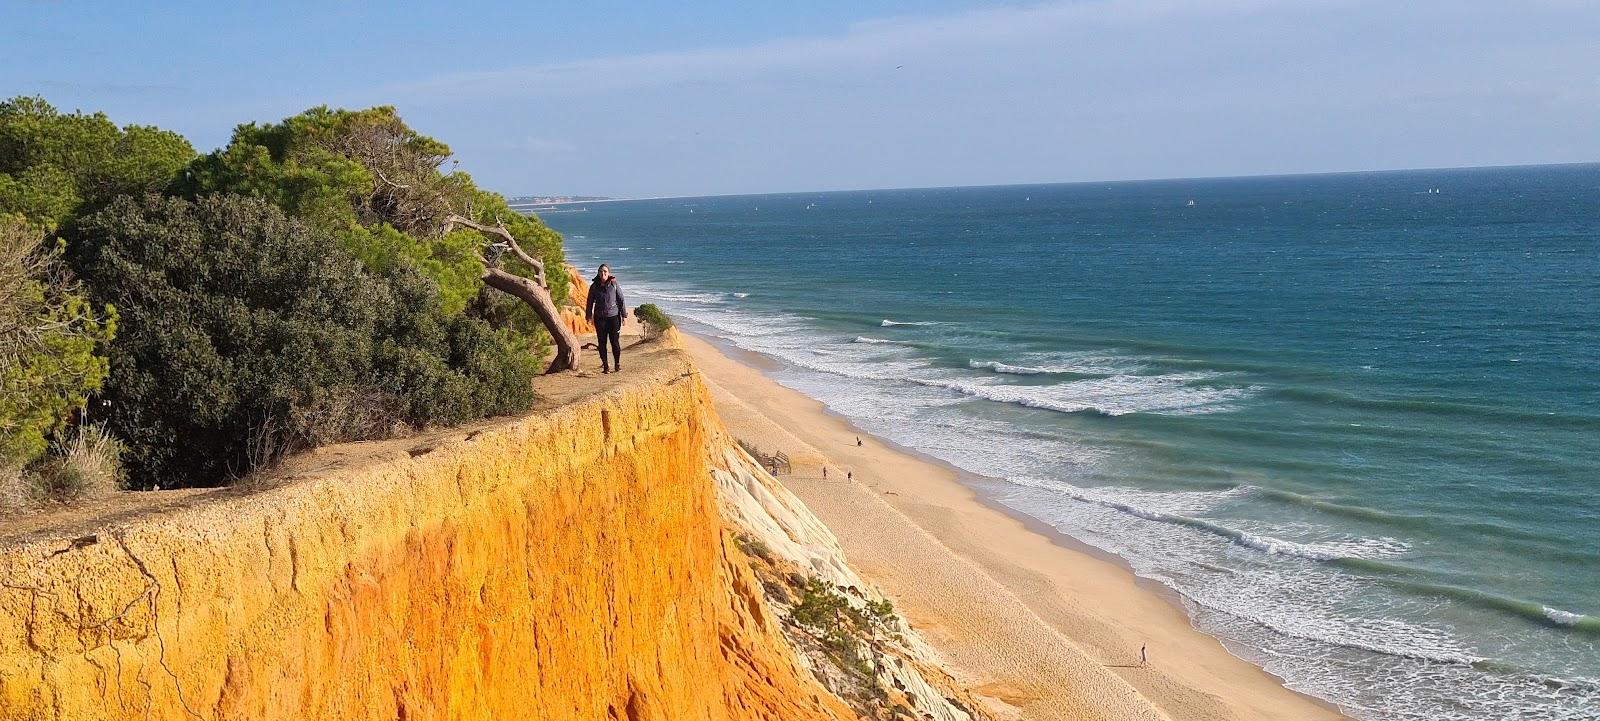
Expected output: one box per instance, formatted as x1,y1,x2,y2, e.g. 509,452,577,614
584,263,627,373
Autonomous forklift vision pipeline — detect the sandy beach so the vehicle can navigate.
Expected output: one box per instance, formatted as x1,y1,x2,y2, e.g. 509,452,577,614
679,331,1349,721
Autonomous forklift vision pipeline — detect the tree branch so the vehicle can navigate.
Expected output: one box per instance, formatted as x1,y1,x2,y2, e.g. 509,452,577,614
444,214,578,373
442,214,546,286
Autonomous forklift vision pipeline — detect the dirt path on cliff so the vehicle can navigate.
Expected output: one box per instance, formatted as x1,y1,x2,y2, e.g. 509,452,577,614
680,332,1350,721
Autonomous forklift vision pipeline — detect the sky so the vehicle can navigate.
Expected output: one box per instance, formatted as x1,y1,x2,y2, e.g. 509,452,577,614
4,0,1599,197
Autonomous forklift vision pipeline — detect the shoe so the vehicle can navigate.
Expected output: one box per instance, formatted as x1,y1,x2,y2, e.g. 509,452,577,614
614,361,622,372
601,365,611,374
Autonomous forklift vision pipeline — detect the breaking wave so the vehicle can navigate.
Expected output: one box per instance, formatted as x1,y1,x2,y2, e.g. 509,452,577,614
912,373,1253,417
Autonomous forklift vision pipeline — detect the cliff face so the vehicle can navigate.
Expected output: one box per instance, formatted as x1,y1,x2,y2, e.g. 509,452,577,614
561,263,596,336
712,445,996,721
0,349,855,721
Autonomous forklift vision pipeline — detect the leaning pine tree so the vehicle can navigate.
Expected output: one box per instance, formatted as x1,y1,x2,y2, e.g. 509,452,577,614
182,105,584,374
442,214,581,373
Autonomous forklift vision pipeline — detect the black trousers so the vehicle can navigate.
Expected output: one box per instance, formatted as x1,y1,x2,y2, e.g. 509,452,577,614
595,314,623,366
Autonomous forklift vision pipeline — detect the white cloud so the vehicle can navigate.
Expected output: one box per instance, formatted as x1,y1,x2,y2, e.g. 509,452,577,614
389,0,1324,99
380,0,1600,195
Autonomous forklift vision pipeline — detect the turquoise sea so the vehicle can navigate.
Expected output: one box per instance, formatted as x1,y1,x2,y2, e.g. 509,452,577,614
542,165,1600,720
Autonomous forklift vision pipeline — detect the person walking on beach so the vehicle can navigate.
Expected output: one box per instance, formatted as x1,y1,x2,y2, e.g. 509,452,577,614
856,436,862,447
822,467,828,479
1140,644,1148,667
585,263,627,373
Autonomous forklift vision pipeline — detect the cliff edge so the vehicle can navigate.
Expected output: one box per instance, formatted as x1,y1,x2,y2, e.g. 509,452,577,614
0,344,857,720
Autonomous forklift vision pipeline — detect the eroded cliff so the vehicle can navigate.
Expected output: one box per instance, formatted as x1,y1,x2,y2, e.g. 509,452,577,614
0,345,857,720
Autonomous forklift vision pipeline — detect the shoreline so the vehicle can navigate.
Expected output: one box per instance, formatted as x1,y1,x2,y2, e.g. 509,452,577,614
679,329,1350,721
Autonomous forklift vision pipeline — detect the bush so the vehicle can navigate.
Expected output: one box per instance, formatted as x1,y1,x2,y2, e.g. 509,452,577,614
0,217,114,467
36,423,124,500
634,303,673,333
69,193,535,487
0,96,194,227
0,461,25,510
792,577,876,679
181,105,570,310
734,532,774,563
0,423,122,508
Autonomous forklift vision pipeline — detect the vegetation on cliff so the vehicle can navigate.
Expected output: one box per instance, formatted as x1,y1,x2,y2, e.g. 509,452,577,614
0,97,576,492
634,302,674,334
70,194,537,483
0,218,115,471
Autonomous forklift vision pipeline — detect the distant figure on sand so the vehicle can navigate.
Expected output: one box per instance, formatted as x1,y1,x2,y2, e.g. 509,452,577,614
823,467,828,479
847,471,853,482
856,436,862,447
1140,644,1148,667
585,263,627,373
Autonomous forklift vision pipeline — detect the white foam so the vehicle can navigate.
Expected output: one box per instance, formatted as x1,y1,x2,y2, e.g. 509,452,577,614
912,372,1254,417
1016,350,1148,375
1544,607,1585,627
853,336,910,345
732,292,749,298
651,290,727,304
969,359,1050,374
882,319,941,326
665,260,686,264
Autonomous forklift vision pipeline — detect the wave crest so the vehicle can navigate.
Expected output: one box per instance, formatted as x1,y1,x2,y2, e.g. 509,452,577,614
969,359,1091,375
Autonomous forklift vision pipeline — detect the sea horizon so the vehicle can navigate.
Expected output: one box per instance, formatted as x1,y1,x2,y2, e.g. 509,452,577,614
530,160,1600,207
546,163,1600,720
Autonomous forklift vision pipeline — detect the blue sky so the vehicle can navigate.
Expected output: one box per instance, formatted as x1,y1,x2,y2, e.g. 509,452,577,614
4,1,1599,197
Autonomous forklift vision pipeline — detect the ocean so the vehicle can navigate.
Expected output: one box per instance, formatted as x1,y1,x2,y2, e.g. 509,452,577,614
541,165,1600,720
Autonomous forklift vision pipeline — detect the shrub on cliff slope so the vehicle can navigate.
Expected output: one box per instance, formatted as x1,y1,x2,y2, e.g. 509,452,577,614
70,193,537,486
634,303,673,337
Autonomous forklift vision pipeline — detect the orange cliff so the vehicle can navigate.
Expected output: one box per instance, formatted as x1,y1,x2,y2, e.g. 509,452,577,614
0,345,858,721
560,263,595,336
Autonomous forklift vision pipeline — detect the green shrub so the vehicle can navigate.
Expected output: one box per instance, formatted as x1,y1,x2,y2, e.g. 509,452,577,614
634,303,673,331
0,96,194,227
862,598,897,635
69,193,534,487
792,577,875,679
734,532,774,563
181,105,570,311
0,217,115,467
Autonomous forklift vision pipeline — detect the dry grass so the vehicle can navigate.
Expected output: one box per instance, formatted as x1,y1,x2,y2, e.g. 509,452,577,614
0,462,28,512
50,423,125,498
1,424,126,510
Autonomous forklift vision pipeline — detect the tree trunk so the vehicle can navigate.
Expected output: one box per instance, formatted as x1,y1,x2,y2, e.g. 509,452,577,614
481,267,581,373
443,214,582,374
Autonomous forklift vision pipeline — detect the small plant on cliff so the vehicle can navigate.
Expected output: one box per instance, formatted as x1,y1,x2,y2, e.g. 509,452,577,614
734,532,774,563
634,303,672,333
31,423,124,500
863,598,896,633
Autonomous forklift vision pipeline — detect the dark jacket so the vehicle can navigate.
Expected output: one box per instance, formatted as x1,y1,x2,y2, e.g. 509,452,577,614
585,275,627,319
